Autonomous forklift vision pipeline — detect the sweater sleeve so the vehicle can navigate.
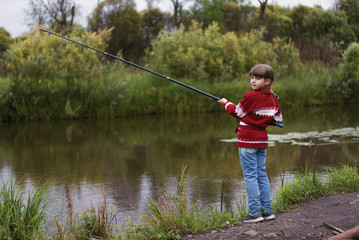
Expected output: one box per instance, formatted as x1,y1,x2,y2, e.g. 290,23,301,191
223,93,253,120
273,102,283,124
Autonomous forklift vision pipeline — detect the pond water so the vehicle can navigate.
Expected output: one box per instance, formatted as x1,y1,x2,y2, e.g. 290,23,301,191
0,104,358,221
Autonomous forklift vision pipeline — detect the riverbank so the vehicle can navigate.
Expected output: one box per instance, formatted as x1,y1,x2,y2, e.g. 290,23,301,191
1,165,358,239
181,192,359,240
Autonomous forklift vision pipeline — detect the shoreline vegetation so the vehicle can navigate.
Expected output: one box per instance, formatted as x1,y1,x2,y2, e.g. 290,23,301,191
0,165,358,239
0,26,359,121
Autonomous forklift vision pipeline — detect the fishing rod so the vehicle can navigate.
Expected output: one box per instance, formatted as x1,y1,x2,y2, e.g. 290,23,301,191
40,28,219,100
40,29,283,128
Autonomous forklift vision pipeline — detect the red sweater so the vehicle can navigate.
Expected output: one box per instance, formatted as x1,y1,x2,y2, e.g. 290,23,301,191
223,90,282,148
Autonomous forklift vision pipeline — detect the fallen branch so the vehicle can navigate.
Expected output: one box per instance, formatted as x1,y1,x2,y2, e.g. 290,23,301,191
326,225,359,240
323,222,344,234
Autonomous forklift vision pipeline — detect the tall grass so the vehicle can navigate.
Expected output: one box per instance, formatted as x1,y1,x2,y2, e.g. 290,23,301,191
273,165,359,213
0,62,350,120
117,63,341,117
0,179,48,239
120,166,243,239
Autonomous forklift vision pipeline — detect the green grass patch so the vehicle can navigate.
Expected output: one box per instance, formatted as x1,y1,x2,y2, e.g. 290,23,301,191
273,165,359,213
0,179,49,239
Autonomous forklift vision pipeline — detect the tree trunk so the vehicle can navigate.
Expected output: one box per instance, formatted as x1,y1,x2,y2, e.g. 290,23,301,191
258,0,268,23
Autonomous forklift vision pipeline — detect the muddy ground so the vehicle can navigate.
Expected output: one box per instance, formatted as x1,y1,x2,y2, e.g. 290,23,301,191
181,192,359,240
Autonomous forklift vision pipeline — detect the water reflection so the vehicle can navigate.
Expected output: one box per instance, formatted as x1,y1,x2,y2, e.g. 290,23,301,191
0,104,358,220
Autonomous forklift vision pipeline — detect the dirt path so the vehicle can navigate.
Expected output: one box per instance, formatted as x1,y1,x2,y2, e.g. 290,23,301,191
181,192,359,240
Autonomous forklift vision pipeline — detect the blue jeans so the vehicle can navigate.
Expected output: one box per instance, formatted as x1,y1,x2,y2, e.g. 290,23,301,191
238,148,272,214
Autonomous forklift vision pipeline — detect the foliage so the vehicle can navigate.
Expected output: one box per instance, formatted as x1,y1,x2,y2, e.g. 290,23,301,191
184,0,256,32
259,5,293,41
1,27,127,120
325,165,359,193
145,22,300,82
87,0,144,61
273,165,359,213
272,171,324,212
24,0,80,32
0,27,13,76
0,179,48,239
121,166,239,239
336,0,359,40
77,190,117,239
187,0,229,29
141,7,170,50
337,42,359,102
0,27,12,55
287,5,356,63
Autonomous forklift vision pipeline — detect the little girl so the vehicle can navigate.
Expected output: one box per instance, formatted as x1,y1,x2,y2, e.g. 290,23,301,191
218,64,282,223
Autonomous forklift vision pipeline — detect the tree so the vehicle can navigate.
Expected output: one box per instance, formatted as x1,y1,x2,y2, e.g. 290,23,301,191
141,8,169,49
88,0,144,61
186,0,244,31
224,2,242,32
0,27,12,55
334,0,359,40
170,0,191,28
287,6,355,63
338,43,359,102
261,5,293,41
187,0,224,28
24,0,79,32
144,0,160,9
258,0,268,23
0,27,13,76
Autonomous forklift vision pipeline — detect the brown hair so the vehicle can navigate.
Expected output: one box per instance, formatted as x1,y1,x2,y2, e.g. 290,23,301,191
250,64,274,82
249,64,279,100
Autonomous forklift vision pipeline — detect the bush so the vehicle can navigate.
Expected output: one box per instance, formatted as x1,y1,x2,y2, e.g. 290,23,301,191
145,22,300,83
1,27,128,120
337,42,359,103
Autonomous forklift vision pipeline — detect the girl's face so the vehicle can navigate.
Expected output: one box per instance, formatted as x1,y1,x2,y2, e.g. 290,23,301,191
250,76,271,91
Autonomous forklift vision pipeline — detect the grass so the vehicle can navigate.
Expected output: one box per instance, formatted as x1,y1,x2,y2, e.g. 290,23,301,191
0,165,358,239
0,179,49,239
0,62,355,121
273,165,359,213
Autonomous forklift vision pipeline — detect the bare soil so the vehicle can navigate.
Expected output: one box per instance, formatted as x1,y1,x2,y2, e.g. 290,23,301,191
181,192,359,240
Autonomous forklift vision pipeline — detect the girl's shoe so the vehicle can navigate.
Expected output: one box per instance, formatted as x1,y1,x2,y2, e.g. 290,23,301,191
243,211,264,223
261,209,275,220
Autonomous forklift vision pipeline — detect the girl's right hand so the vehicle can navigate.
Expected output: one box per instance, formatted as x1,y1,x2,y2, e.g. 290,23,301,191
218,98,228,106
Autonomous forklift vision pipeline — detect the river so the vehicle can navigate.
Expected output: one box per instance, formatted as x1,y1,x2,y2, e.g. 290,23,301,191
0,104,358,221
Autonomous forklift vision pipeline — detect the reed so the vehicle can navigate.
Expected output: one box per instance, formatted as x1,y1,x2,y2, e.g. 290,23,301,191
325,165,359,193
272,170,324,212
0,179,49,239
272,165,359,213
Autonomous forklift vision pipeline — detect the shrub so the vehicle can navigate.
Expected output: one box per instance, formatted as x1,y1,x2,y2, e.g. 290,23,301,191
145,22,300,83
337,42,359,103
1,27,127,120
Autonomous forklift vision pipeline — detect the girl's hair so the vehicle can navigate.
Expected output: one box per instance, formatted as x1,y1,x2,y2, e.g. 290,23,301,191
250,64,279,100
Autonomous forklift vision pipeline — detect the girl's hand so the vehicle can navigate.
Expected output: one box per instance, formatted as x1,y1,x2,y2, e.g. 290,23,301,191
218,98,228,106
